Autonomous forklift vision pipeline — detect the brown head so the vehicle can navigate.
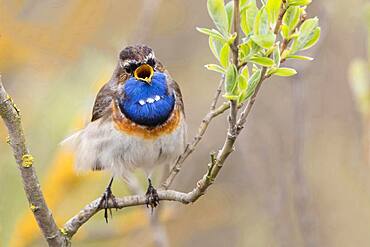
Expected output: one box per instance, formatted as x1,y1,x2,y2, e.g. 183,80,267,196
114,45,164,85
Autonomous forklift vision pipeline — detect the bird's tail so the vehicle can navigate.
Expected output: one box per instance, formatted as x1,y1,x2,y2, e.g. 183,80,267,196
60,131,82,149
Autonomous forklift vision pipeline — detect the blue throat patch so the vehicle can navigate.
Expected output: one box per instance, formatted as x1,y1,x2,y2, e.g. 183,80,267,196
119,72,175,127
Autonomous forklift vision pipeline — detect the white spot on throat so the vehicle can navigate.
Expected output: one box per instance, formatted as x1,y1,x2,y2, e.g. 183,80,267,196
146,98,155,104
138,95,161,105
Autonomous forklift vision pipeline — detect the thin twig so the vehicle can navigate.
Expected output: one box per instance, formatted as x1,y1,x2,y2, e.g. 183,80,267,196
161,101,229,189
0,76,68,247
161,79,227,189
229,0,240,138
210,78,224,111
274,1,287,35
236,67,268,132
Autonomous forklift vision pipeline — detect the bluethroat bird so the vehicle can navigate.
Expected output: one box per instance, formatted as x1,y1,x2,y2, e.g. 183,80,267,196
63,45,186,222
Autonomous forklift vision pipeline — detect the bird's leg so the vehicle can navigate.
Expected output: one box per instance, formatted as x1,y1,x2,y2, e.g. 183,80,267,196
145,178,160,212
99,177,118,223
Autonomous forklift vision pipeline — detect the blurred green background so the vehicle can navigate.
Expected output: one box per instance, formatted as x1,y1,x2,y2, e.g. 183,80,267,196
0,0,370,246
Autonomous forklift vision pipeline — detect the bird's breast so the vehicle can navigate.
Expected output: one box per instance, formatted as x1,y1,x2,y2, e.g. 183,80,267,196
112,100,182,139
118,72,175,127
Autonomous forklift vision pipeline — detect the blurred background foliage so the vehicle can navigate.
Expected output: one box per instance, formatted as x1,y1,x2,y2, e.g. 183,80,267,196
0,0,369,246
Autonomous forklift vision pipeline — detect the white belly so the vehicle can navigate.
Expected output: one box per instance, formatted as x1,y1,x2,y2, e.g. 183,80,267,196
64,116,186,180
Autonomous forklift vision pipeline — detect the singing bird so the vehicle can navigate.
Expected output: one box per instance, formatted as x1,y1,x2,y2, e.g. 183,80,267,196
63,45,186,222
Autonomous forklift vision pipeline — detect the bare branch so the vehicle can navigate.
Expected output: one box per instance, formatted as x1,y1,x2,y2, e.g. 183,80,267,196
228,0,240,139
236,67,268,132
0,76,68,247
63,190,187,238
64,151,218,239
210,78,225,111
161,80,228,189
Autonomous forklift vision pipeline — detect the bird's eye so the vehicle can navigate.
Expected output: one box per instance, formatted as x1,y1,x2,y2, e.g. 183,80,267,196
147,58,156,67
130,63,138,73
124,63,139,74
124,65,131,73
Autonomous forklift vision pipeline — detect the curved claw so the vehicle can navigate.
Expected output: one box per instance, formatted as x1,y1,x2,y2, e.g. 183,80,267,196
145,178,160,213
99,177,118,223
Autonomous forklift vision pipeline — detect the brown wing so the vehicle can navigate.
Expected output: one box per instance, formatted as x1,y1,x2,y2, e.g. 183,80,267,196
166,72,185,117
91,83,115,122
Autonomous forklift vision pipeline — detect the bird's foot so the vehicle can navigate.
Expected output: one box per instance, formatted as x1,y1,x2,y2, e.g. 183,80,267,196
145,178,159,212
99,178,118,223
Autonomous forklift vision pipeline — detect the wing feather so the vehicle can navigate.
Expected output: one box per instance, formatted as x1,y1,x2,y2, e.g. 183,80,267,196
91,83,114,122
165,71,185,117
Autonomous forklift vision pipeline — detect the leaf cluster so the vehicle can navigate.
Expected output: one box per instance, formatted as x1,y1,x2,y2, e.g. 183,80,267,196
198,0,321,103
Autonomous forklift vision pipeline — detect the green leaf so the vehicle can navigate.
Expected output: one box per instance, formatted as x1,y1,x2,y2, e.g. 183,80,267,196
238,91,248,103
266,0,282,26
228,32,238,44
289,32,300,39
225,1,234,32
244,69,262,100
238,74,248,91
241,0,258,36
288,0,312,6
239,42,251,60
205,64,227,74
290,17,319,53
224,64,238,96
248,56,275,67
224,94,239,100
286,54,313,60
241,65,250,80
273,45,281,67
196,27,226,41
240,0,249,11
207,0,229,36
251,33,276,49
237,66,251,104
220,43,231,68
254,7,270,35
280,24,290,39
272,67,297,76
282,6,300,36
252,63,259,72
209,36,225,60
249,38,263,55
302,27,320,50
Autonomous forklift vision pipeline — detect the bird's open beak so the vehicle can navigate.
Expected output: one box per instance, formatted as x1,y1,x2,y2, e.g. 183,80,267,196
134,64,154,84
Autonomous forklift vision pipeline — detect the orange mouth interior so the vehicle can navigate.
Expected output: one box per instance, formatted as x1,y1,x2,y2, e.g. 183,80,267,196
134,64,154,83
